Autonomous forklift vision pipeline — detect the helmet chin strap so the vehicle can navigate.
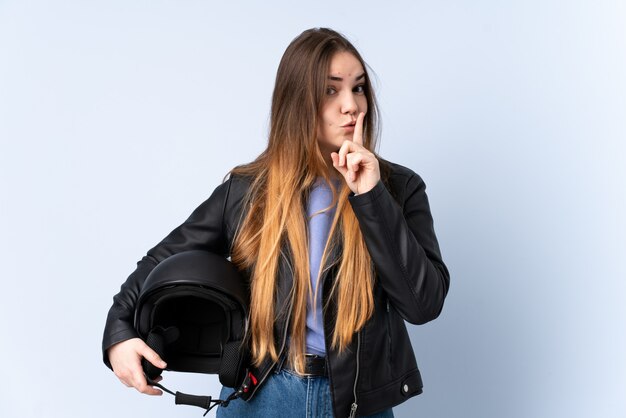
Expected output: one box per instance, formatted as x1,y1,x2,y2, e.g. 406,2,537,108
146,377,238,416
146,371,257,416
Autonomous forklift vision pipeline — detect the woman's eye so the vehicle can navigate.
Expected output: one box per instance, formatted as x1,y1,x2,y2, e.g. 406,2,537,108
354,84,365,94
326,86,337,95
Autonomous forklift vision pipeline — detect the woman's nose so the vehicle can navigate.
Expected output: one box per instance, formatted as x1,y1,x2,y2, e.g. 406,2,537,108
341,92,358,115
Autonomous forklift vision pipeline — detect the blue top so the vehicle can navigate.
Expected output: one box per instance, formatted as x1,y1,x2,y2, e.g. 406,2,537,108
304,177,340,356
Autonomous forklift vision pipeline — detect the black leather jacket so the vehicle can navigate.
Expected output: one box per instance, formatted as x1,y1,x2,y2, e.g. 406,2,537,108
102,160,450,417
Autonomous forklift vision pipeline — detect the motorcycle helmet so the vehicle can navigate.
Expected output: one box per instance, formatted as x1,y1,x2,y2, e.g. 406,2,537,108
134,250,249,388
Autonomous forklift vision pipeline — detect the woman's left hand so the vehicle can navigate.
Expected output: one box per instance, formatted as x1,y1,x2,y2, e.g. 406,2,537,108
331,112,381,195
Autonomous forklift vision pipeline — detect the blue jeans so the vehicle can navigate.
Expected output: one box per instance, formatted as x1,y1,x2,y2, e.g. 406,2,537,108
216,368,394,417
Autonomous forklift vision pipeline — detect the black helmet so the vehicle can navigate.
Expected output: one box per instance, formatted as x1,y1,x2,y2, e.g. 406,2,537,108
134,250,249,389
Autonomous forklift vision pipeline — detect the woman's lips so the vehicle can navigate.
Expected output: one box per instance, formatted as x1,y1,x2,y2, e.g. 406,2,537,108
341,122,356,130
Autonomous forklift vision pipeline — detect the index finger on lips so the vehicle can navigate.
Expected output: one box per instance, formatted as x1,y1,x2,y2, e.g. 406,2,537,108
353,112,365,146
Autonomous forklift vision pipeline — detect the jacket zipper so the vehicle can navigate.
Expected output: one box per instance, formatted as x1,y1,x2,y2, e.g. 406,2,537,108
349,331,361,418
386,298,392,367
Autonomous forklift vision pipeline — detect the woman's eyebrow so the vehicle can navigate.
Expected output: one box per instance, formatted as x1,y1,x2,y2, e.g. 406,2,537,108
327,73,365,81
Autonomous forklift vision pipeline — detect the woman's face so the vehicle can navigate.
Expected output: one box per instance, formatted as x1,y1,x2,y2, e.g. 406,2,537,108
317,51,368,161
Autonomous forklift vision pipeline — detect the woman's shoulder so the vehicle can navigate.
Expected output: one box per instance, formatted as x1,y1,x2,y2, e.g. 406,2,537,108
223,171,254,187
212,172,254,205
379,158,425,190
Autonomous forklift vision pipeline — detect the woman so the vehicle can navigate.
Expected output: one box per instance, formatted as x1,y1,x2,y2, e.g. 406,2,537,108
103,27,450,417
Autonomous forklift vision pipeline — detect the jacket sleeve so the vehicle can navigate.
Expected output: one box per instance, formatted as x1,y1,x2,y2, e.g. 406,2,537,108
348,172,450,325
101,178,233,369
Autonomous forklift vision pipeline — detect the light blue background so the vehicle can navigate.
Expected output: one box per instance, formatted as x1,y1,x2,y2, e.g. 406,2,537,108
1,1,624,417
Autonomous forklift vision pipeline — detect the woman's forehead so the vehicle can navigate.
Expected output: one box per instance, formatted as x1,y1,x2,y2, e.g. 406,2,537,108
327,52,365,80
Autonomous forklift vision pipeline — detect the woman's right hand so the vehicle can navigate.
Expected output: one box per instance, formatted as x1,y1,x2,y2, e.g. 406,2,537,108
107,337,167,395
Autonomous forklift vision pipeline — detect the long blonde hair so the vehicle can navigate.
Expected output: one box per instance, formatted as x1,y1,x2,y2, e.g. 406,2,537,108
229,28,384,374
